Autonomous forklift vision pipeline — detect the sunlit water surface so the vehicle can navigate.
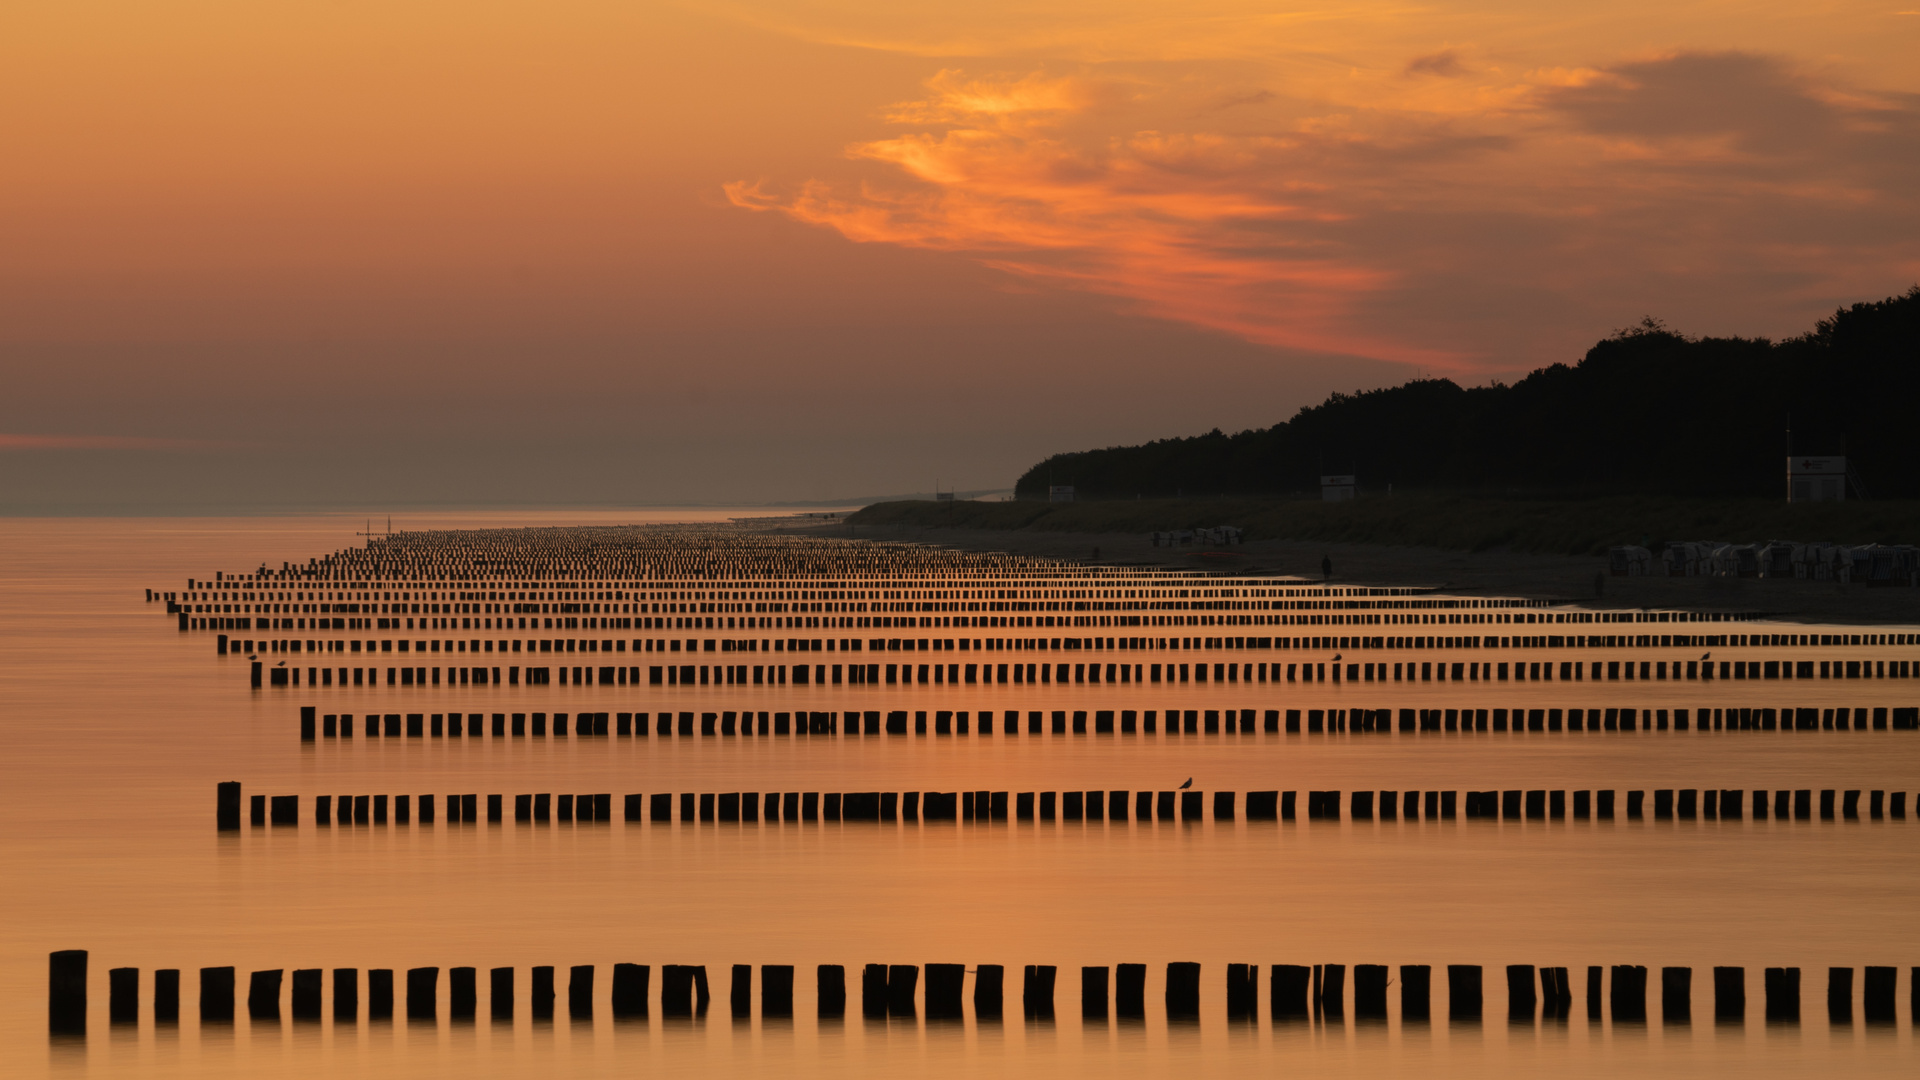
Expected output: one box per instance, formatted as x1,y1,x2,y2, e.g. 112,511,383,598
4,513,1918,1078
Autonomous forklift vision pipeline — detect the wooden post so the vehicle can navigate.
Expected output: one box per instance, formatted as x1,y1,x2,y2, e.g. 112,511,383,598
925,964,964,1020
333,969,358,1022
1764,967,1799,1022
450,968,476,1020
1023,965,1056,1019
49,951,86,1034
975,964,1004,1019
1320,963,1345,1019
292,969,321,1020
1828,967,1853,1024
887,965,918,1018
1272,965,1311,1019
817,965,846,1019
1713,967,1744,1021
249,968,282,1014
1448,965,1481,1020
1542,967,1572,1019
861,964,887,1019
612,964,648,1018
531,966,554,1020
1227,963,1258,1020
731,965,752,1019
217,781,241,830
1113,963,1145,1019
110,967,138,1024
1506,965,1536,1021
1864,966,1895,1023
201,966,236,1023
1081,966,1109,1019
1610,965,1647,1021
1399,965,1431,1021
364,968,395,1014
1662,967,1691,1023
491,968,514,1021
155,969,180,1024
661,965,695,1017
1166,962,1201,1020
763,965,795,1018
1355,964,1387,1019
398,968,433,1021
568,966,592,1020
694,966,713,1015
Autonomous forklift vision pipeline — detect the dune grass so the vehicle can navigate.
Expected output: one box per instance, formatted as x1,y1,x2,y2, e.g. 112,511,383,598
848,495,1920,556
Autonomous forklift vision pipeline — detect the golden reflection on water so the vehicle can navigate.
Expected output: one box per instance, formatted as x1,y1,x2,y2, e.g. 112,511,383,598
4,515,1918,1077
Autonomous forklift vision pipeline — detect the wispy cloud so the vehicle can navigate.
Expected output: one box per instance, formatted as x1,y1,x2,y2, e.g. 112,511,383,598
1404,49,1468,78
731,51,1920,370
729,71,1460,364
0,434,243,450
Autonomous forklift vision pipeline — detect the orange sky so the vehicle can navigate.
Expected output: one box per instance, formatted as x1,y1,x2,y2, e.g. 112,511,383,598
2,0,1916,508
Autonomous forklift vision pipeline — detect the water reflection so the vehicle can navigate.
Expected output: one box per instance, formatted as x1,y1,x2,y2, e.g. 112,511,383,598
10,515,1920,1078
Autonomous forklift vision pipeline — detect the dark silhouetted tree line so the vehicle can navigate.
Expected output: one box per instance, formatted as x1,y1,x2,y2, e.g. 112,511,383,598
1014,287,1920,500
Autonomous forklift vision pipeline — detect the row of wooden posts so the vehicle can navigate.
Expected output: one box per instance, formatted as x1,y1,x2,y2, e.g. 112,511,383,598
198,627,1900,688
50,951,1912,1032
295,705,1920,740
190,620,1918,666
218,782,1915,828
246,656,1920,692
215,630,1913,662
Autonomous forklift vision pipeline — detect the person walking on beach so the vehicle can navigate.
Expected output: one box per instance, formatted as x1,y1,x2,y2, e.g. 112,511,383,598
1322,555,1332,581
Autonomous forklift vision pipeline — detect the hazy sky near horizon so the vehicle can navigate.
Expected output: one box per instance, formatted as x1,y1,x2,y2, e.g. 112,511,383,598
2,0,1916,509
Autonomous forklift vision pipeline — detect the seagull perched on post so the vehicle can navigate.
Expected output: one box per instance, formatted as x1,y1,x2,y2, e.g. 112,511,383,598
1179,778,1193,790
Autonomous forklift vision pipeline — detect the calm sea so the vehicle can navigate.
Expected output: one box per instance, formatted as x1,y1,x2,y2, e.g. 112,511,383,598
4,512,1917,1078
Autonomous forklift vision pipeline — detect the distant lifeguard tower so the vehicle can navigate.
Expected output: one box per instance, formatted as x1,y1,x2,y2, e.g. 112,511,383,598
1787,457,1846,502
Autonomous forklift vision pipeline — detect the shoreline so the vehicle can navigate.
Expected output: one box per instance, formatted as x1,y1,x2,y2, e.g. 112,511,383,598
786,520,1920,627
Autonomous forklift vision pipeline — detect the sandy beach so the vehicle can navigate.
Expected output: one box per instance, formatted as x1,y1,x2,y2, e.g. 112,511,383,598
788,519,1920,627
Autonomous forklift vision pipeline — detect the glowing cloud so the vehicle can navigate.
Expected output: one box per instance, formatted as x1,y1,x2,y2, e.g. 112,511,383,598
729,71,1455,364
732,49,1920,371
